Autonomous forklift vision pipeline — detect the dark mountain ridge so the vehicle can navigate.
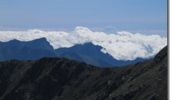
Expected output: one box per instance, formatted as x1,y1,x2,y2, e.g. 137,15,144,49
0,46,167,100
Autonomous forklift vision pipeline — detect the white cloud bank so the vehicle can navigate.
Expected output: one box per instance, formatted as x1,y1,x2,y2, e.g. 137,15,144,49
0,26,167,60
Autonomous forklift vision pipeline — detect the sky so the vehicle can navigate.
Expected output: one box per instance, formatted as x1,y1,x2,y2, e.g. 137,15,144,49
0,0,167,36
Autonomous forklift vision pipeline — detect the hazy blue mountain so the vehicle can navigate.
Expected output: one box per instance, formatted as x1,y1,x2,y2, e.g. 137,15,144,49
0,38,55,60
0,39,144,67
55,43,144,67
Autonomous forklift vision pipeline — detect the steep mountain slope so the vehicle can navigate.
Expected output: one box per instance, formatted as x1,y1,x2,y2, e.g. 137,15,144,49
0,46,167,100
55,43,144,67
0,38,55,60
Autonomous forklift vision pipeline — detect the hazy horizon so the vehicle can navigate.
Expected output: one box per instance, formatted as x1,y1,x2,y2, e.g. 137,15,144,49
0,0,167,36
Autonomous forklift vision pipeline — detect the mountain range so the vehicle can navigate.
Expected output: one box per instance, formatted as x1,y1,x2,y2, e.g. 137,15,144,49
0,38,55,60
0,45,167,100
0,38,144,67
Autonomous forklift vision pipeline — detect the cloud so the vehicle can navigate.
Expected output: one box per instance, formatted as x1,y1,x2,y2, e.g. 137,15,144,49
0,26,167,60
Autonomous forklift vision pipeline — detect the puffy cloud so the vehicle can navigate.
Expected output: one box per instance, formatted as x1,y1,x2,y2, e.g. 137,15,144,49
0,26,167,60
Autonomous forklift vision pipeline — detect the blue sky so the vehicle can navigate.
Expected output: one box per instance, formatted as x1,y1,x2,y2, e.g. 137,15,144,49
0,0,167,36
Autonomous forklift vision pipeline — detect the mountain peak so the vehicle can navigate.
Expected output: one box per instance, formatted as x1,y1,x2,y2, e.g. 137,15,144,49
0,38,55,60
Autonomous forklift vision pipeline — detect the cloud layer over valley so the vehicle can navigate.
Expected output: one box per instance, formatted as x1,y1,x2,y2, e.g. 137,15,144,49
0,26,167,60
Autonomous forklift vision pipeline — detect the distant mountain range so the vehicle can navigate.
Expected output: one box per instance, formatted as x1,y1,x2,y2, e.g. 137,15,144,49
55,43,144,67
0,38,144,67
0,38,55,60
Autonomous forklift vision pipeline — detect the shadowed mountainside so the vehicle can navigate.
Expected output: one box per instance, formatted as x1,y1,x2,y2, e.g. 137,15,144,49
0,46,167,100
